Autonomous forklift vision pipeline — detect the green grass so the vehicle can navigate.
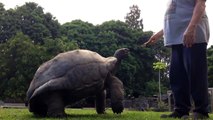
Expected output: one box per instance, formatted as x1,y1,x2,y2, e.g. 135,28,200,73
0,108,212,120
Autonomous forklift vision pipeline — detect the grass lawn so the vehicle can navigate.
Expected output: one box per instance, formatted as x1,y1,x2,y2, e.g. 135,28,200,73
0,108,212,120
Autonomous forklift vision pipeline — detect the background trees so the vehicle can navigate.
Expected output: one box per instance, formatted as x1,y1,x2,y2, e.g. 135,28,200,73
207,46,213,87
0,32,44,101
125,5,143,30
0,2,60,44
0,32,78,101
1,2,212,102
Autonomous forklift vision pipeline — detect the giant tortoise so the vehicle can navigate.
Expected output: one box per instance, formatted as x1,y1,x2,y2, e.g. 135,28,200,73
26,48,129,117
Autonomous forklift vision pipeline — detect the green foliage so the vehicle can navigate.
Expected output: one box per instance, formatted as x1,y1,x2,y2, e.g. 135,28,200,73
144,80,168,97
125,5,143,30
145,80,159,96
42,37,79,58
153,62,166,70
0,8,18,43
0,3,5,13
0,32,78,101
0,2,60,44
0,32,45,101
207,46,213,87
149,40,171,90
61,20,96,49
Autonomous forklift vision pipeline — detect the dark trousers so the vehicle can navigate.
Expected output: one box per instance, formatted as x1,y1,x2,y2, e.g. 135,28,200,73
170,43,209,114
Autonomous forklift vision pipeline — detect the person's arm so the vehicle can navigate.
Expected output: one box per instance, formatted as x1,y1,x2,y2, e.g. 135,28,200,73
183,0,206,47
142,29,163,47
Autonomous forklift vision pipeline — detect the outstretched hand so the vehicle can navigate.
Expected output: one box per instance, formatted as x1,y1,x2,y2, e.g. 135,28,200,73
142,35,158,47
141,30,163,47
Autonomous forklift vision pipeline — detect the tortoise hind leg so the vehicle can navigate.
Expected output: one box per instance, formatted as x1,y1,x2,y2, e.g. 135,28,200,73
46,92,66,117
95,90,106,114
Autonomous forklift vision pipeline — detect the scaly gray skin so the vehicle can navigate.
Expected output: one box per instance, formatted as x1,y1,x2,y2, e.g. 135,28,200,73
112,48,129,75
26,48,129,117
95,48,129,114
108,48,129,113
105,74,124,114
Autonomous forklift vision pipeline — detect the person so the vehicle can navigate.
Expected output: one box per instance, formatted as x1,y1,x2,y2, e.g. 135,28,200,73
144,0,210,119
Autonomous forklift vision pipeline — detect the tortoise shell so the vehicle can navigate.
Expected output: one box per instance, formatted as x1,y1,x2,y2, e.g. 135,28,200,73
26,49,117,102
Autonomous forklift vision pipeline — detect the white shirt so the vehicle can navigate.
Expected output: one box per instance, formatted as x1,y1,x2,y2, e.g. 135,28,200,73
163,0,210,46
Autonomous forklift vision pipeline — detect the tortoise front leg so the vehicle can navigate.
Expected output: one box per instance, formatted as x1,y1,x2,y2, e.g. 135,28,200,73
108,76,124,114
46,92,66,117
95,90,106,114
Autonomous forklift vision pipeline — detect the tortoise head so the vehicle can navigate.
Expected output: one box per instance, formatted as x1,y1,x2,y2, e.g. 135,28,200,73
113,48,129,60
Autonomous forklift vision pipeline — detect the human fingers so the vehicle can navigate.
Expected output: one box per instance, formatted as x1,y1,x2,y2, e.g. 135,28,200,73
183,35,194,48
141,38,154,47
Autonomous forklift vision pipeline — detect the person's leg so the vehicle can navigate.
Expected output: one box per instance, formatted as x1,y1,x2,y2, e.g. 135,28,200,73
187,43,209,116
161,45,191,118
170,45,191,114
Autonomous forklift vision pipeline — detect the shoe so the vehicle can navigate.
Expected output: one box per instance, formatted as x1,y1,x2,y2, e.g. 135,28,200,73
192,112,209,120
160,111,189,119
